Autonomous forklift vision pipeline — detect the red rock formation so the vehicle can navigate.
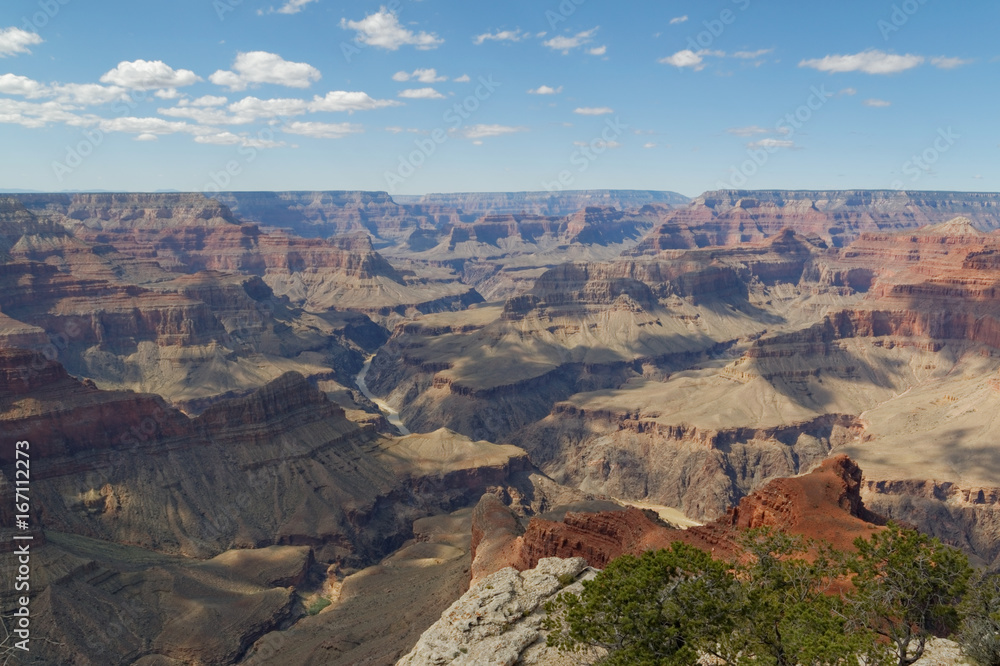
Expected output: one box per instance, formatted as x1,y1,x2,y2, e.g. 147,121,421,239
471,455,884,578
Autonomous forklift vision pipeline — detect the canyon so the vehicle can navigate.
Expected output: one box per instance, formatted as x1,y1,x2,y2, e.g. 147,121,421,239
3,188,1000,663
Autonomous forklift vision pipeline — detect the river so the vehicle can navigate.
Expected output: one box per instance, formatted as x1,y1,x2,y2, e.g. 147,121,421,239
355,356,411,436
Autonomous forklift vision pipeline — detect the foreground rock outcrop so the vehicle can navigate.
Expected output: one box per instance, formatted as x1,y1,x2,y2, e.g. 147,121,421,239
397,557,597,666
471,456,885,579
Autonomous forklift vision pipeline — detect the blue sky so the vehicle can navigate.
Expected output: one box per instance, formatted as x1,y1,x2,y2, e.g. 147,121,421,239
0,0,996,196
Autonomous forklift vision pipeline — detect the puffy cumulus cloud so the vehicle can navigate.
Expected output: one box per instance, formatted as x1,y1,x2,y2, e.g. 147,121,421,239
588,46,607,56
194,131,286,148
159,95,310,125
210,51,321,91
398,87,444,99
0,98,93,128
0,28,43,57
453,74,470,83
473,29,526,45
573,107,613,115
134,133,159,141
528,85,562,95
309,90,401,113
228,95,309,119
99,116,191,135
100,59,200,90
340,8,442,50
543,28,598,54
283,121,364,138
799,50,924,74
0,73,47,98
392,68,447,83
0,75,127,105
158,105,240,126
455,124,526,140
659,49,704,69
51,83,128,105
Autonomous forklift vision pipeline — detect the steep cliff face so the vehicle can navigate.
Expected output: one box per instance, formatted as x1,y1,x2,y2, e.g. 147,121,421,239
394,189,690,216
210,190,471,241
632,190,1000,252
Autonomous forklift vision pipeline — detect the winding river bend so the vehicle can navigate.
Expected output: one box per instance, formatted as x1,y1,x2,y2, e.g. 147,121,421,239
355,356,411,435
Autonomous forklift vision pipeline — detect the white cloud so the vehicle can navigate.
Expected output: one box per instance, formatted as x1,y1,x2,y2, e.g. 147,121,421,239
309,90,402,113
101,60,200,90
659,49,704,69
574,106,613,116
799,50,924,75
931,56,973,69
732,48,773,59
456,124,526,139
134,133,159,142
340,8,443,50
194,131,243,145
473,29,525,45
398,87,445,99
228,95,309,119
51,83,128,105
543,28,599,54
669,16,688,25
643,142,657,149
159,105,237,125
272,0,318,14
210,51,321,91
154,88,181,100
100,116,191,135
748,138,794,149
283,120,363,138
0,74,47,98
588,46,607,56
179,95,229,107
839,87,857,96
727,126,770,137
0,98,93,128
863,98,891,107
528,85,562,95
453,74,470,83
0,28,43,57
393,68,447,83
